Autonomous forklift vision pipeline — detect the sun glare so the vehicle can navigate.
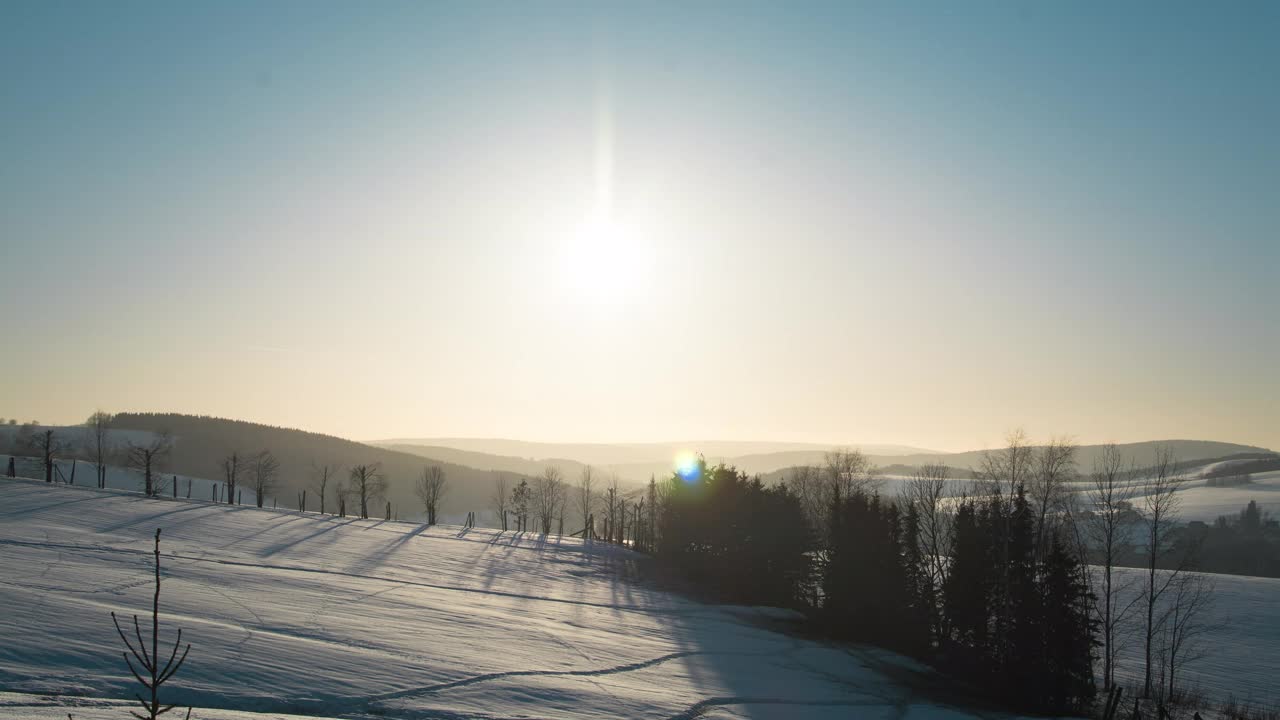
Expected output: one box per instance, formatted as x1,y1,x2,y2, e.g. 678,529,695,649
559,211,653,303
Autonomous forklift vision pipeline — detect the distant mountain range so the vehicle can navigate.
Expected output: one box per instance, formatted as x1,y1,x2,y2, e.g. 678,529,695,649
5,414,1272,522
374,437,1274,484
373,438,941,483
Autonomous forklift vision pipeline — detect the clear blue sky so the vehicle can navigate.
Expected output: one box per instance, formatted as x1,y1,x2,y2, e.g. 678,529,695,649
2,1,1276,450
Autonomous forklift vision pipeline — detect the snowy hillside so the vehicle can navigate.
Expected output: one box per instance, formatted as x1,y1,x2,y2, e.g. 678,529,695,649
2,477,1047,720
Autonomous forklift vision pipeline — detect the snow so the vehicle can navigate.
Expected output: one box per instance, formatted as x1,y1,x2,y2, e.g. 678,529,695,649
1105,567,1280,709
0,477,1048,720
1139,470,1280,523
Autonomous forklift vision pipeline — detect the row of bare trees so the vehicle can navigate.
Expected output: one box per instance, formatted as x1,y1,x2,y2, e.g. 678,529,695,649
10,414,183,498
9,414,114,486
486,464,656,548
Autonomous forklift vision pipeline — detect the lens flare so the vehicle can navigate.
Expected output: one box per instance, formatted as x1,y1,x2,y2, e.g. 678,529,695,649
675,452,700,482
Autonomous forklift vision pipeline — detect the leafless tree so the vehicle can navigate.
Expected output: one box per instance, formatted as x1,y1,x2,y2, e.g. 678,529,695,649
335,481,349,517
250,450,280,508
111,528,191,720
311,462,337,515
901,461,955,642
1157,571,1216,702
603,473,622,544
1087,443,1142,690
788,464,827,535
977,427,1035,499
349,463,387,519
20,426,65,483
415,465,448,525
492,473,510,530
646,475,658,549
84,411,114,488
1029,436,1078,562
221,451,245,505
824,448,877,502
128,434,172,497
534,466,565,535
576,465,595,534
1140,445,1191,698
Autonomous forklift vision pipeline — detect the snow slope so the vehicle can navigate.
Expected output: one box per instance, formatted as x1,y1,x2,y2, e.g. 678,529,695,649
1,477,1036,720
1102,567,1280,707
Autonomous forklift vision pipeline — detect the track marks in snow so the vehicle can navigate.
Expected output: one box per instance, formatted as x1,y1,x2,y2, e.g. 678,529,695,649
367,650,714,704
0,537,684,616
665,696,891,719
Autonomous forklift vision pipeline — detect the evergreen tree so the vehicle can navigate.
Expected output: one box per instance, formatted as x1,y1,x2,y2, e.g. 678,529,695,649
944,500,989,655
1037,535,1097,712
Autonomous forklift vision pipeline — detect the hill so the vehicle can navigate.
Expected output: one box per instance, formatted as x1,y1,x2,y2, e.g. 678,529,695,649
760,440,1274,484
105,413,585,524
381,443,596,483
0,477,1065,719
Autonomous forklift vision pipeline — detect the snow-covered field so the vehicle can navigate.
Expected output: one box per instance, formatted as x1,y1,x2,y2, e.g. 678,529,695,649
1138,469,1280,523
1103,567,1280,708
877,469,1280,525
1,477,1042,720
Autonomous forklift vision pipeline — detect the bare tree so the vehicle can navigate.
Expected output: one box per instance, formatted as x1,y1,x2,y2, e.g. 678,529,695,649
335,481,349,517
534,466,565,535
1087,443,1141,690
111,528,191,720
221,451,244,505
603,473,621,544
977,427,1034,499
128,434,172,497
492,473,510,530
250,450,280,508
576,465,595,534
646,475,658,549
1029,436,1078,562
20,426,64,483
788,464,826,534
902,461,955,643
310,462,336,515
84,411,114,489
1160,572,1215,701
349,463,386,519
823,447,877,502
1140,445,1190,698
415,465,448,525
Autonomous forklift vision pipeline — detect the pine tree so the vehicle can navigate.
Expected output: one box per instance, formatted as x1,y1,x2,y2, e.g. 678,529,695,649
943,500,989,655
902,501,933,652
1038,535,1097,712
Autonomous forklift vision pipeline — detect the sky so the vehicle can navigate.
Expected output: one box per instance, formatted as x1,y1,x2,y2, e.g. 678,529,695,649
1,1,1276,452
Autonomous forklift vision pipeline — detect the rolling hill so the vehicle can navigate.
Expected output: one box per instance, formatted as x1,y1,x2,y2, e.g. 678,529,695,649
0,477,1070,719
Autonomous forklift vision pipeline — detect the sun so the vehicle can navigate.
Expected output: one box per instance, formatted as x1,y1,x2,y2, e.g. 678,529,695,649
558,211,653,303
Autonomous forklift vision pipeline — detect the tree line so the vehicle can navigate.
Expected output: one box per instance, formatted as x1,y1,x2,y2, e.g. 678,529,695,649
646,434,1225,716
5,413,464,524
487,464,657,551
